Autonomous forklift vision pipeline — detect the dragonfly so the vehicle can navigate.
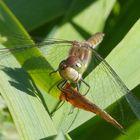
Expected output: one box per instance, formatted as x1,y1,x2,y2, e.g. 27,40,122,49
0,32,140,132
50,33,104,96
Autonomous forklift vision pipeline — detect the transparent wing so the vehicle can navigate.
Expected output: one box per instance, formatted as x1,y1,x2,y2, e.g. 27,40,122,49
0,36,72,59
0,35,80,132
0,34,74,71
81,49,140,128
51,101,80,133
51,47,140,132
1,33,139,132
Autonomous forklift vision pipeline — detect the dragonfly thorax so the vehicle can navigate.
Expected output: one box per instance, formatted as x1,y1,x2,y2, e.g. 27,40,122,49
72,40,92,49
58,56,85,83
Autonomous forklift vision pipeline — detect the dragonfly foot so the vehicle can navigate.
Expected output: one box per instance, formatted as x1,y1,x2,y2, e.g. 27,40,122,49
49,70,58,76
68,106,75,115
50,101,65,117
81,79,90,96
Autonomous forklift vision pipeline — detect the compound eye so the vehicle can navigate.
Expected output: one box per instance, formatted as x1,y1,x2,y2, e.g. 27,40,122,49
59,60,67,70
75,63,81,68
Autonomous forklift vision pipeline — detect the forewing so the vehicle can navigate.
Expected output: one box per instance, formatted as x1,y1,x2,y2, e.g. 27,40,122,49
0,34,73,68
83,49,140,127
0,33,83,134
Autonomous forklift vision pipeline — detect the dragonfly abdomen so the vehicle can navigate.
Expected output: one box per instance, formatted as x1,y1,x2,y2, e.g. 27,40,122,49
87,32,104,49
60,84,124,131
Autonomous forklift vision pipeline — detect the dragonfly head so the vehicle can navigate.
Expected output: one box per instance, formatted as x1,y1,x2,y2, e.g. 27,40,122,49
58,56,85,82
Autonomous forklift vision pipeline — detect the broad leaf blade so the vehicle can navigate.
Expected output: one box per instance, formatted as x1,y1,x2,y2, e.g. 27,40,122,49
46,0,117,132
4,0,72,31
70,19,140,139
0,1,58,139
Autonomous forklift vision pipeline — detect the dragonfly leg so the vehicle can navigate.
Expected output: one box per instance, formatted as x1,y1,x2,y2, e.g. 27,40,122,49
68,105,75,115
76,83,80,91
81,79,90,96
49,69,58,75
57,80,74,101
57,80,67,91
50,100,65,116
57,80,69,100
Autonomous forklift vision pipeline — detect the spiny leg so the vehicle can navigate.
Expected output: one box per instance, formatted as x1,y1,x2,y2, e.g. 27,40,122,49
50,100,65,116
49,69,59,75
57,81,78,117
57,80,71,101
81,79,90,96
57,80,67,92
50,80,68,116
68,105,75,115
76,82,80,91
66,108,80,132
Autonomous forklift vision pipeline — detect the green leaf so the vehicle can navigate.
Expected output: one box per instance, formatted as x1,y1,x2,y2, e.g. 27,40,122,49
45,0,118,132
0,1,57,140
0,0,118,139
4,0,72,31
99,0,140,57
107,19,140,89
1,0,140,140
69,19,140,140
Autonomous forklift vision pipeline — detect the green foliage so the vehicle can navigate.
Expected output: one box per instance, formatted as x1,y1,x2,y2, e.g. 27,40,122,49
0,0,140,140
